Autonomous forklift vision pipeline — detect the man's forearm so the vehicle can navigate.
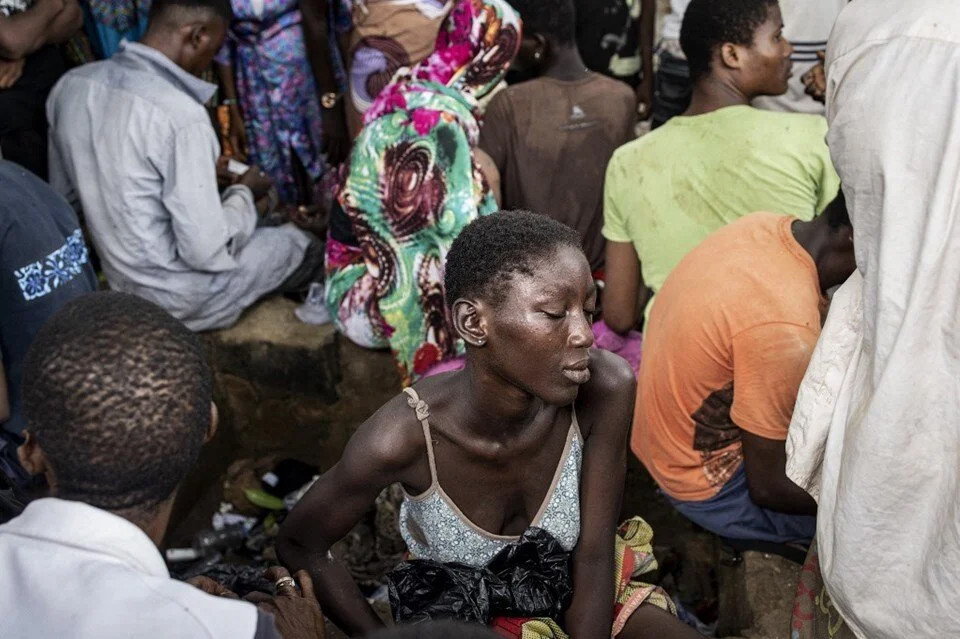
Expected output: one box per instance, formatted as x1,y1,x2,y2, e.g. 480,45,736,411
46,0,82,45
639,0,656,83
749,476,817,515
0,0,64,59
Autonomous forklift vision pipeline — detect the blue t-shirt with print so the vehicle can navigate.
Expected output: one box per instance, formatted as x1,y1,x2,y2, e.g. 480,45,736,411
0,160,97,437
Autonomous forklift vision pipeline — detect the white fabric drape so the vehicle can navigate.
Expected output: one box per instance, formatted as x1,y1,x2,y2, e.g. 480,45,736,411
786,2,960,637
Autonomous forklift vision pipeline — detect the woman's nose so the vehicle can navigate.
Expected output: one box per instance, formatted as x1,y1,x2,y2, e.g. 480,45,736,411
569,310,595,349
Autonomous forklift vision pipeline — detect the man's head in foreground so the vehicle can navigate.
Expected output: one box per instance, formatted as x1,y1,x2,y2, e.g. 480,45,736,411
681,0,793,98
18,291,216,537
142,0,233,75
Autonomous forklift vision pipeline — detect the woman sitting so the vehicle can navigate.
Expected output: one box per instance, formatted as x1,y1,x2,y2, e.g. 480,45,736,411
279,211,699,639
323,0,517,385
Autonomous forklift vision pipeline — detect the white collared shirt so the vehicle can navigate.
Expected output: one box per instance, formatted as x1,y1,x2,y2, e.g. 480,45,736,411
0,498,261,638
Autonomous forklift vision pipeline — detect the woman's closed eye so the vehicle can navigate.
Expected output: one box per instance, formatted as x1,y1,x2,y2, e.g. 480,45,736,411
542,309,566,319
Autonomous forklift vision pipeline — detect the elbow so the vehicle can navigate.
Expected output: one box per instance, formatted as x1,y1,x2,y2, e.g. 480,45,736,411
603,308,636,336
0,32,30,60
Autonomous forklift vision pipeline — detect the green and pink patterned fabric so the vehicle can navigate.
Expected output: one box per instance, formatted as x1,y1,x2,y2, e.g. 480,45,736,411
325,0,520,384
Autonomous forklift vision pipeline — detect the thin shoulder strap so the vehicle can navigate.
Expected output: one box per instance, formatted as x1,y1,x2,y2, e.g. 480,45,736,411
402,388,438,485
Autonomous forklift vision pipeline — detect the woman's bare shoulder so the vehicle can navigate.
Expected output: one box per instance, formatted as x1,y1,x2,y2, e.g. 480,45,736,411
575,349,636,439
343,389,430,478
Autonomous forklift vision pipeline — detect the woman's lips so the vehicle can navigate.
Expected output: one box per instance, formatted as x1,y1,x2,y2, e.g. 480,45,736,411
562,366,591,385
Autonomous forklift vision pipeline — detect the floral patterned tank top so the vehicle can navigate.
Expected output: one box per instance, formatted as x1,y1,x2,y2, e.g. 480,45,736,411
398,388,583,568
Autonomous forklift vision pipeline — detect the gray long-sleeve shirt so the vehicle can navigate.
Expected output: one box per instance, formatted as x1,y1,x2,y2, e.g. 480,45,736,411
47,41,310,330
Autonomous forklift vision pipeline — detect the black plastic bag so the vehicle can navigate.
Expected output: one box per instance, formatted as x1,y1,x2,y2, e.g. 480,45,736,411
387,527,572,625
486,527,573,620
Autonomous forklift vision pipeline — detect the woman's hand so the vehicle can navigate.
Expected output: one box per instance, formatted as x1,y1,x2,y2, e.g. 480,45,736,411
0,58,24,89
802,51,827,104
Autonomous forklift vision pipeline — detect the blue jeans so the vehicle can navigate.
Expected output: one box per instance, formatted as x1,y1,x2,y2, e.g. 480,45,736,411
667,465,816,545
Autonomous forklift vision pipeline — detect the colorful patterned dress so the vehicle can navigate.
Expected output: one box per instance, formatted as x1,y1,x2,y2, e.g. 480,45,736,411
324,0,520,385
345,0,454,135
217,0,326,203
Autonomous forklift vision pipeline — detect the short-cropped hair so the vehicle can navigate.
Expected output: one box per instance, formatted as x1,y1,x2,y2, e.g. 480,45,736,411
510,0,576,45
149,0,233,24
445,210,583,307
21,291,212,512
681,0,779,82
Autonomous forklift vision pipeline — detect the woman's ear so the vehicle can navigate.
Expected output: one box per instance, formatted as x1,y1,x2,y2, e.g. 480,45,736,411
452,298,488,347
719,42,744,71
533,33,550,66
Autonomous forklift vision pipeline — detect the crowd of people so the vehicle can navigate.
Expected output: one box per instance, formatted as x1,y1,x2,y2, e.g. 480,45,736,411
1,0,959,637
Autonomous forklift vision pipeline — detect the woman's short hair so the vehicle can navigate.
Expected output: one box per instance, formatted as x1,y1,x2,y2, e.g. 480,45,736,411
681,0,779,82
509,0,577,45
444,210,582,307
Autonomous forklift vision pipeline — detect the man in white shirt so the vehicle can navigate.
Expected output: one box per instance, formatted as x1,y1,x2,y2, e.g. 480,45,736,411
786,1,960,637
0,291,325,639
47,0,321,331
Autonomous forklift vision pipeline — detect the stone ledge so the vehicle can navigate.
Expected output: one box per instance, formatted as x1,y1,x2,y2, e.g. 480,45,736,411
202,297,341,401
719,550,801,639
169,296,402,545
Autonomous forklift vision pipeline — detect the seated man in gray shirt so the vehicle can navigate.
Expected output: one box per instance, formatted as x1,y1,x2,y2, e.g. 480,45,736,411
46,0,320,331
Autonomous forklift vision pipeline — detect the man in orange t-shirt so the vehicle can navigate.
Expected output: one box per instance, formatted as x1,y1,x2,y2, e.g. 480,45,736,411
632,196,854,544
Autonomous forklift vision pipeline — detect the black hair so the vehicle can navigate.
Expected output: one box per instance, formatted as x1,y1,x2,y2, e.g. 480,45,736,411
21,291,212,513
512,0,576,45
680,0,779,82
365,621,500,639
445,210,582,307
824,190,850,229
148,0,233,24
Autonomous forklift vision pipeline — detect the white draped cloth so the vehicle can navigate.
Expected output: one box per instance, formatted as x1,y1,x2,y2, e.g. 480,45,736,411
786,1,960,637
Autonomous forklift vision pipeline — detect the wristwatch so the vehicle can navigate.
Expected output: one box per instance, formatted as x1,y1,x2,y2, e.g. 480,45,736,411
321,92,342,109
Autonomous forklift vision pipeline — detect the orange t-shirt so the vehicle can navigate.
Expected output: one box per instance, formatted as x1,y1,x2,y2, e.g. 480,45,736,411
632,213,827,501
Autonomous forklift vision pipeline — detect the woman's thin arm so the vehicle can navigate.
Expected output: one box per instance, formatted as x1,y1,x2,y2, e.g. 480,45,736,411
216,61,249,159
564,351,635,639
299,0,350,163
277,397,426,636
602,241,646,335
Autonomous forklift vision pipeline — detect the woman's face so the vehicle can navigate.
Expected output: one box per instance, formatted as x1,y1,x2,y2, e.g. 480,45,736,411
479,245,597,406
739,5,794,96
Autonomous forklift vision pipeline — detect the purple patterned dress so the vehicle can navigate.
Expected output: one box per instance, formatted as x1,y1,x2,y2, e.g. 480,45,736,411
218,0,325,203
